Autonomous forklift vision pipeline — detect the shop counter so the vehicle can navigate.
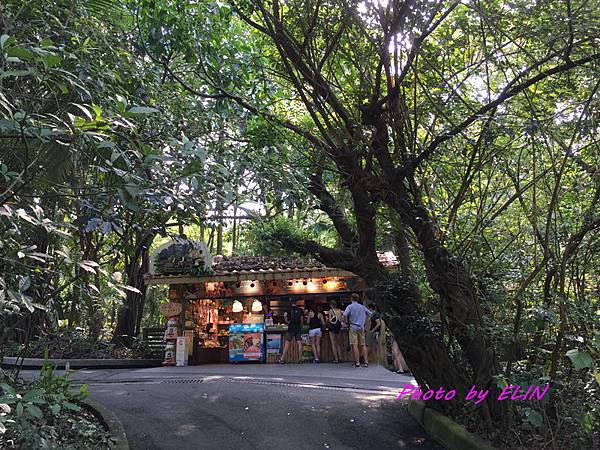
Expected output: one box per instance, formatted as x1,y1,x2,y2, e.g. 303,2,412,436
263,327,387,365
191,340,228,364
189,327,388,365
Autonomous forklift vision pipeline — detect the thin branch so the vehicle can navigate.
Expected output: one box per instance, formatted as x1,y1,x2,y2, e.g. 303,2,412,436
402,52,600,178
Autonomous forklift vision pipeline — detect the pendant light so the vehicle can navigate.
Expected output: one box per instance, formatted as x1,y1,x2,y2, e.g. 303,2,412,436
232,300,243,313
251,299,263,312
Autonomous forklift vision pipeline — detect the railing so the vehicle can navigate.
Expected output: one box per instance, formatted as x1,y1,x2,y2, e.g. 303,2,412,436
142,327,166,357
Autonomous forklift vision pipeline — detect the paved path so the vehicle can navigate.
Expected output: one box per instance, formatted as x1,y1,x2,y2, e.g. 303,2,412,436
66,362,416,390
23,364,439,450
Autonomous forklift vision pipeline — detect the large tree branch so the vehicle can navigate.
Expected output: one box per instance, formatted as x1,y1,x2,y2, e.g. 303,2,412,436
282,235,391,283
308,171,358,250
251,0,353,127
273,232,358,272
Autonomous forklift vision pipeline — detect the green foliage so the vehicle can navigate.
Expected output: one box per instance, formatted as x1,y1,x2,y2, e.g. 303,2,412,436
238,217,313,257
11,329,149,360
566,349,594,371
0,357,113,449
0,0,239,343
1,0,599,447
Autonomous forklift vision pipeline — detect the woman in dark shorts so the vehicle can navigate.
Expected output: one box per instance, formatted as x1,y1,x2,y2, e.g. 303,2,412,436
327,300,344,363
279,299,304,364
307,305,324,363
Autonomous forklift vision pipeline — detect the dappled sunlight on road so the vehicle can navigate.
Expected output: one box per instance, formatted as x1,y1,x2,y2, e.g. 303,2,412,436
174,423,199,437
85,366,441,450
354,392,395,404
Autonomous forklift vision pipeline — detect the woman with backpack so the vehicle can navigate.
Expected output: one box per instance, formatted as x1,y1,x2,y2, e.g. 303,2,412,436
326,300,344,363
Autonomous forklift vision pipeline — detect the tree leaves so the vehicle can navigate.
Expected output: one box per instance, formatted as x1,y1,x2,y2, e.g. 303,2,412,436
21,388,45,403
79,261,99,274
566,349,594,371
524,409,544,429
127,106,159,114
0,70,35,79
6,47,35,59
0,34,15,49
18,277,30,292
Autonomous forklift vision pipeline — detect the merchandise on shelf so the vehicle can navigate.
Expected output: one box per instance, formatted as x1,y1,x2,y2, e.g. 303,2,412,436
163,342,175,365
163,317,178,340
190,299,224,348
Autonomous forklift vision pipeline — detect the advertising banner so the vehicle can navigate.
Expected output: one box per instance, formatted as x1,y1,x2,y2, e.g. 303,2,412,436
229,323,264,362
243,332,262,360
175,336,189,367
266,333,281,354
301,333,313,360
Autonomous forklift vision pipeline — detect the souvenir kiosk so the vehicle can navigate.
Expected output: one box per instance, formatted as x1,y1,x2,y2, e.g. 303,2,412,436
146,238,390,365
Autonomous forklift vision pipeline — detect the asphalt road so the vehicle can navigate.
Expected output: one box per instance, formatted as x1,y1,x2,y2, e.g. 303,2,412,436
78,364,441,450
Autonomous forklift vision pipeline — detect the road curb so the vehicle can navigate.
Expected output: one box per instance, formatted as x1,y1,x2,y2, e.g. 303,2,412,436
407,400,497,450
2,356,162,369
81,398,130,450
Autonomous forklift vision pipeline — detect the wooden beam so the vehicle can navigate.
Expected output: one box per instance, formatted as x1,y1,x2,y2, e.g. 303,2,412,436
144,268,358,285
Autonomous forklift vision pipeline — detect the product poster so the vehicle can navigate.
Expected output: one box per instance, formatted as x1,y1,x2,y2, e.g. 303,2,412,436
229,323,264,362
229,334,244,361
243,332,262,360
266,334,281,354
301,333,312,360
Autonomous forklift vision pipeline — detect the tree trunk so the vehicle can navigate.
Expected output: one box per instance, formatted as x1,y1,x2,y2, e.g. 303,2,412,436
353,262,470,414
231,207,237,255
113,232,154,345
389,195,507,423
135,250,150,336
216,195,224,255
88,271,104,340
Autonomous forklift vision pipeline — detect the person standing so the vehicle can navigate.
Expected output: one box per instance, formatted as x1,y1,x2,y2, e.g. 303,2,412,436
279,299,303,364
392,338,411,374
343,293,372,367
365,304,383,362
326,300,343,363
307,305,324,363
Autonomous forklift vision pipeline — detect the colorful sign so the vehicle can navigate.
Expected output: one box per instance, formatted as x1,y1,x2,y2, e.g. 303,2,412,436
243,332,263,360
229,334,244,361
229,323,264,362
301,333,313,360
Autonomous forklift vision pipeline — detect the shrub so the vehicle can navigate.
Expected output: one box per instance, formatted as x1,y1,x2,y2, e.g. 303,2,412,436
0,355,114,449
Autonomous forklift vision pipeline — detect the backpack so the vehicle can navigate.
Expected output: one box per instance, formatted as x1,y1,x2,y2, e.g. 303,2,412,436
288,306,303,325
328,309,342,331
330,312,339,324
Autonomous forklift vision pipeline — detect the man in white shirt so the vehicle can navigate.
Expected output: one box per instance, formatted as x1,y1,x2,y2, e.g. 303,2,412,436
343,293,372,367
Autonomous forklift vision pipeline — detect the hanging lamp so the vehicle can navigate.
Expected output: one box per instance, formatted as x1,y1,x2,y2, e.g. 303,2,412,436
251,299,263,312
232,300,243,313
